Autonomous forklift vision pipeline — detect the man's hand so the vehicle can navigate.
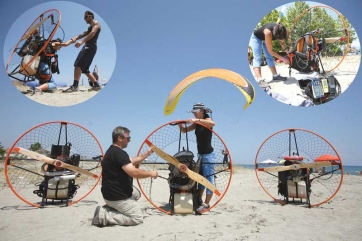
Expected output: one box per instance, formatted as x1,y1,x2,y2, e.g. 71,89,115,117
282,56,290,65
151,170,158,179
188,118,198,123
75,41,83,48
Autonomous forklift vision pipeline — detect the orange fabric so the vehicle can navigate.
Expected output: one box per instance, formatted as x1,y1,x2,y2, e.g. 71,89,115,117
296,38,305,53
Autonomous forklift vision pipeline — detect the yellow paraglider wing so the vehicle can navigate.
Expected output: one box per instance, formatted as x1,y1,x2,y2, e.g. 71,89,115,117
233,82,255,110
164,69,255,115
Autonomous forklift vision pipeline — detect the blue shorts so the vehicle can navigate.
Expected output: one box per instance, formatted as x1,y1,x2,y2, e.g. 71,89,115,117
250,34,275,68
29,62,57,90
198,152,215,195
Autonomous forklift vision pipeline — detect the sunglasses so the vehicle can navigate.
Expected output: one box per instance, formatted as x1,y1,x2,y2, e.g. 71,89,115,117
122,136,131,141
84,15,92,19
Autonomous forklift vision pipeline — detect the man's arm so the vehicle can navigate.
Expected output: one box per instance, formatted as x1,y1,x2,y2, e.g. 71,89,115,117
264,29,289,64
178,122,196,133
69,29,89,44
189,117,215,128
53,40,72,48
74,21,101,47
278,39,289,53
122,163,158,179
130,148,153,166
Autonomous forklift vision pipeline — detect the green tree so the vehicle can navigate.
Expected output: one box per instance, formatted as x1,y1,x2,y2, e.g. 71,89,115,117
259,2,354,56
255,9,285,51
30,142,42,152
0,142,6,159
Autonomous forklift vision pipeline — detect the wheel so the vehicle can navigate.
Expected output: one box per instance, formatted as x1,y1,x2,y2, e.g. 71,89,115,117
4,121,103,207
136,120,232,214
255,128,343,207
289,5,350,73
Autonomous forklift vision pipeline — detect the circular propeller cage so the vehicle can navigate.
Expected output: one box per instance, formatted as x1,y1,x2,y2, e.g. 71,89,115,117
255,128,343,207
6,9,62,83
4,121,103,207
288,5,350,74
136,120,233,214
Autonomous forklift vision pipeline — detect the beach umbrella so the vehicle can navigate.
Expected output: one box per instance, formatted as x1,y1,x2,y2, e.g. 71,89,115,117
314,154,341,165
260,159,277,164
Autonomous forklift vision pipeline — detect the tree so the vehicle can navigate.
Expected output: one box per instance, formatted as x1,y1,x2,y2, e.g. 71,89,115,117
258,1,354,56
30,142,42,152
0,142,5,159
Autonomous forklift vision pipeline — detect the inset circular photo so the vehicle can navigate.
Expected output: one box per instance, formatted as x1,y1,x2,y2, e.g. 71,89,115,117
4,1,116,107
248,1,360,106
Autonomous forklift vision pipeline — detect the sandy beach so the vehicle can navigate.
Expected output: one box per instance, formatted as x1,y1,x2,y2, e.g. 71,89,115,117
249,55,361,106
12,80,101,107
0,167,361,241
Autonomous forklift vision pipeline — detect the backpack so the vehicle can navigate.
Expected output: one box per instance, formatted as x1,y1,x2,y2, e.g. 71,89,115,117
288,34,326,73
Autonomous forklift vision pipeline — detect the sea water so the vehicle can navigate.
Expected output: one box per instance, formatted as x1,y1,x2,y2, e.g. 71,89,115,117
239,164,362,176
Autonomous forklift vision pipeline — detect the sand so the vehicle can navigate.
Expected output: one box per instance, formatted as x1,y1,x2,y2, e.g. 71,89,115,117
0,167,361,241
12,80,101,107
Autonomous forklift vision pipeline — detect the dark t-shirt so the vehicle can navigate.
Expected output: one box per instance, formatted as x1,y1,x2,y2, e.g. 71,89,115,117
101,145,133,201
195,113,214,154
254,23,277,41
85,25,101,49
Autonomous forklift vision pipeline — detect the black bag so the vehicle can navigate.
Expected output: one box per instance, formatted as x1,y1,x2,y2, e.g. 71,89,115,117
51,55,60,74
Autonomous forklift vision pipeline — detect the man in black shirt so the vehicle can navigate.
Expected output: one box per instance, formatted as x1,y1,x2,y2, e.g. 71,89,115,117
92,126,158,227
62,10,101,92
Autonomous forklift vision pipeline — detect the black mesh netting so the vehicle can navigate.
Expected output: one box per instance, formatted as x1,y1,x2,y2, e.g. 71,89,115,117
3,121,103,207
136,120,232,214
255,129,343,207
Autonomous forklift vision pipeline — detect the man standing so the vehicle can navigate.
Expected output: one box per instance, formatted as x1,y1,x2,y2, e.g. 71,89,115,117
63,10,101,92
92,126,158,227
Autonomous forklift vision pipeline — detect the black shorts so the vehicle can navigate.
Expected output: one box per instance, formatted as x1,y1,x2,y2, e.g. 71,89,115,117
74,45,97,74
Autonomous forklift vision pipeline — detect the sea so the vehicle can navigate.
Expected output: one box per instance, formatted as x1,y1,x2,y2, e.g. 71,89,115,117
238,164,362,176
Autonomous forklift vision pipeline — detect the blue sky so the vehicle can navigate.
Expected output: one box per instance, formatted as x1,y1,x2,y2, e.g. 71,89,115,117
0,0,361,166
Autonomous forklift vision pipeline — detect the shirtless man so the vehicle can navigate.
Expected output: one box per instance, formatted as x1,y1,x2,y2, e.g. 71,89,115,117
63,10,101,92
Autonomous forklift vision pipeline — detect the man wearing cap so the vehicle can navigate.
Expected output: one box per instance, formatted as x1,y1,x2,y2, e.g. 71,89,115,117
178,103,216,213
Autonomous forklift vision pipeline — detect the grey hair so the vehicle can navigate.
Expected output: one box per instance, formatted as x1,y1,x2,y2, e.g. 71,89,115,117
112,126,130,143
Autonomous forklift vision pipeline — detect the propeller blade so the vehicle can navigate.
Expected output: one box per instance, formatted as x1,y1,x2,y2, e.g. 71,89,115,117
258,161,334,172
12,147,99,178
144,140,221,196
20,15,53,41
324,37,343,44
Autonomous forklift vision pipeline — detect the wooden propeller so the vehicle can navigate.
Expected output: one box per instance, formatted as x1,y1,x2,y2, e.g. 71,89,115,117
257,161,336,172
20,14,53,41
324,37,345,44
12,147,99,178
144,140,221,196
